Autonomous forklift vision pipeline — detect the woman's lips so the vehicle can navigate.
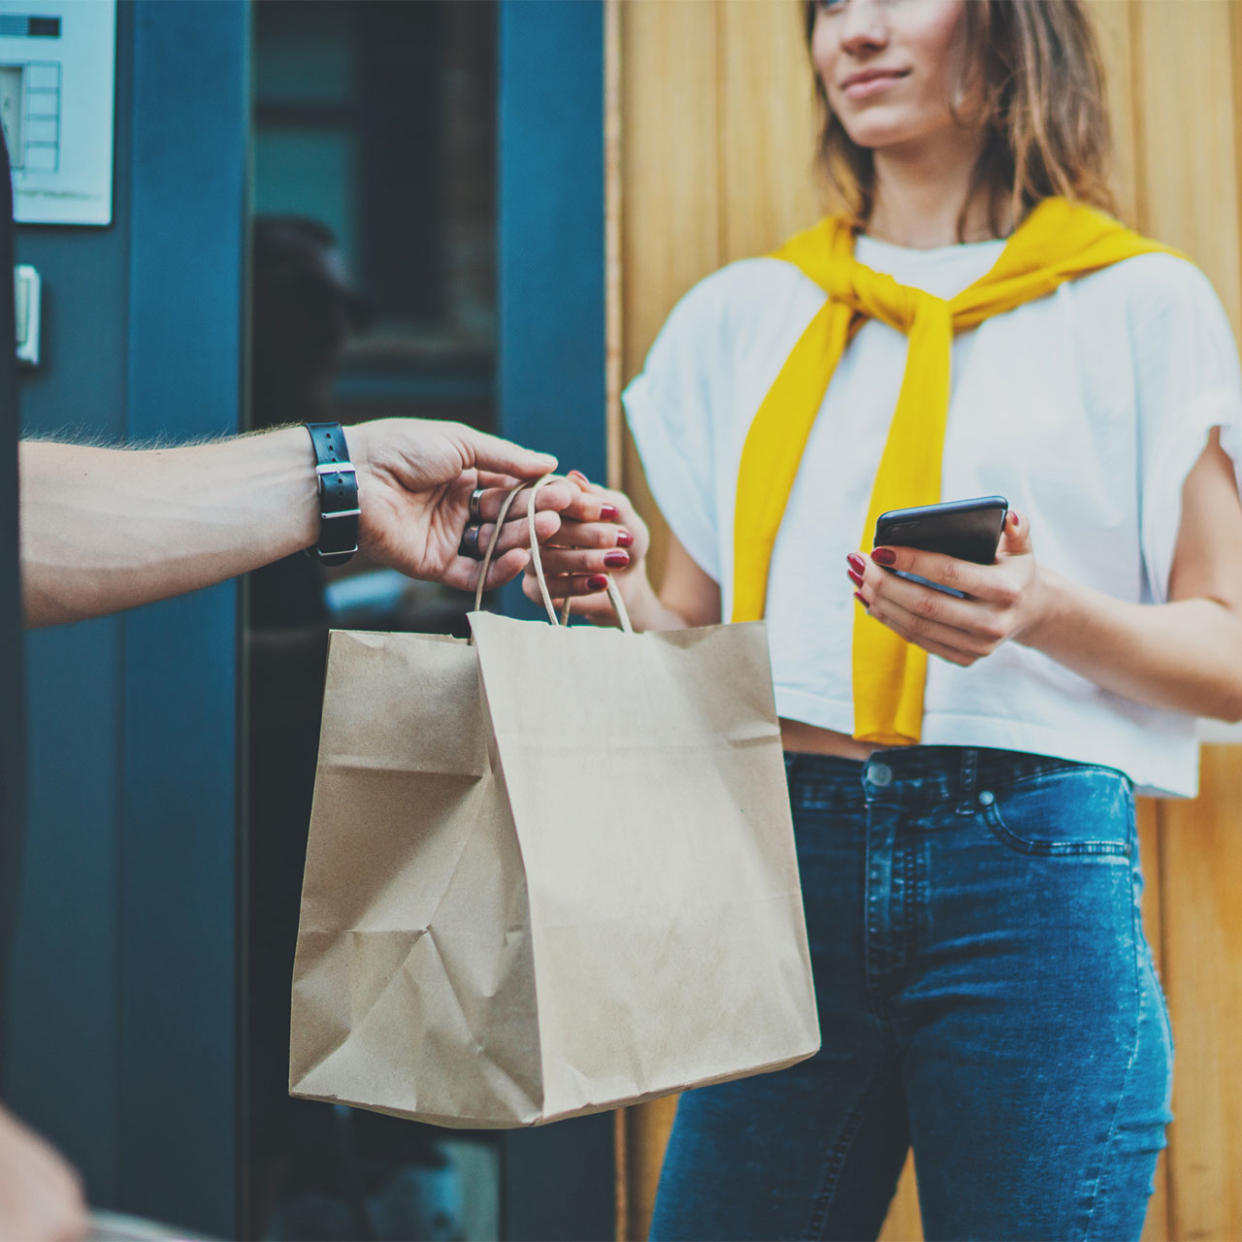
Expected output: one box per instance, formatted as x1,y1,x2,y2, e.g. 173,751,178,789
841,70,909,100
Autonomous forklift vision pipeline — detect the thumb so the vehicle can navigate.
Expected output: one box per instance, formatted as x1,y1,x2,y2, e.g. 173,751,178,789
1000,509,1033,557
459,428,558,480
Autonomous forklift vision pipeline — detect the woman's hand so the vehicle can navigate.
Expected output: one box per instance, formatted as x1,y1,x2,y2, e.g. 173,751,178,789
351,419,595,591
847,510,1052,666
522,470,653,624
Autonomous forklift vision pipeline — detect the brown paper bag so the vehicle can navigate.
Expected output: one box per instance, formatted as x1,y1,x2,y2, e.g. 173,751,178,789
289,484,819,1128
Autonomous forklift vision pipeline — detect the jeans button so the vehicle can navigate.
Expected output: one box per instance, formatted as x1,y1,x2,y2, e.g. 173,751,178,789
868,762,892,787
978,789,995,807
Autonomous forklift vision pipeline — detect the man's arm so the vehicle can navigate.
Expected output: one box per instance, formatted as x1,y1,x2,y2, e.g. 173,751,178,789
0,1103,88,1242
21,419,586,628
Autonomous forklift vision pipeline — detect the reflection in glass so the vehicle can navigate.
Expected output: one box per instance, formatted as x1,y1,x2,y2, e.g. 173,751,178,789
246,4,499,1238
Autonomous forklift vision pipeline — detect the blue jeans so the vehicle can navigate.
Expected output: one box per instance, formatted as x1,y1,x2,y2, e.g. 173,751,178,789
651,747,1173,1242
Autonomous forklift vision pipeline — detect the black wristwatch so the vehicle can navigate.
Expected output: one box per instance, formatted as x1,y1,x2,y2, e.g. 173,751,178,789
305,422,360,566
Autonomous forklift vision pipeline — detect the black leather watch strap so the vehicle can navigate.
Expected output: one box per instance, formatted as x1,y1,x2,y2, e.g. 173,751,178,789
304,422,359,566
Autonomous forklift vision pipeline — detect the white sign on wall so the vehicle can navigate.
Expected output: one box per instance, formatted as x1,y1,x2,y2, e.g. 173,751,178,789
0,0,115,225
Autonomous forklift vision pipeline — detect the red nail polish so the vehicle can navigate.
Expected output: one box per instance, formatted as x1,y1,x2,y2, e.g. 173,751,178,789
872,547,896,566
847,568,863,588
616,529,634,548
854,591,867,607
604,552,630,569
600,504,619,522
587,575,608,592
846,552,866,575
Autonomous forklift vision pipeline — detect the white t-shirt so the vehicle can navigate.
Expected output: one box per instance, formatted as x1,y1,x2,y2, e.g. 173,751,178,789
623,234,1242,797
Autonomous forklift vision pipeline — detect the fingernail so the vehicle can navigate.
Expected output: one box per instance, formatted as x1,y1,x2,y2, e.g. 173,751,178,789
871,547,896,566
616,529,634,548
846,552,866,575
587,575,608,592
600,504,619,522
569,469,590,484
604,552,630,569
847,568,863,588
854,591,867,608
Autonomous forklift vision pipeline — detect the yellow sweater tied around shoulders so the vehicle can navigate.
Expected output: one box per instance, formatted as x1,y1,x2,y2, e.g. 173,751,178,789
731,197,1180,747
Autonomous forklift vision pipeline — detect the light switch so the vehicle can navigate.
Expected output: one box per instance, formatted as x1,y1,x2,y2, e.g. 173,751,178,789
14,264,40,366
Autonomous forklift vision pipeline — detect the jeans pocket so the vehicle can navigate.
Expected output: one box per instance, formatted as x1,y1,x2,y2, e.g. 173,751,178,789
980,766,1133,857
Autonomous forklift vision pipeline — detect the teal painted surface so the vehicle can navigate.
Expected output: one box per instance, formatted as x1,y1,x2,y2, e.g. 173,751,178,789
497,4,615,1238
4,2,248,1235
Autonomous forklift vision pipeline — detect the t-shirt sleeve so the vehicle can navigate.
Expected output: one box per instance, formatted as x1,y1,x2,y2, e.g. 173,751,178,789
1134,256,1242,602
622,273,729,582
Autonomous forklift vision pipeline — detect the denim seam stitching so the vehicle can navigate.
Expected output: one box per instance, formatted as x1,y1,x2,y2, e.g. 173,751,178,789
981,803,1130,857
1080,846,1145,1241
802,1065,894,1241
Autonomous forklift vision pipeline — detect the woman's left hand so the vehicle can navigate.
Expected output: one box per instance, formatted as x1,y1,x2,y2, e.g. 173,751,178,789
847,510,1052,667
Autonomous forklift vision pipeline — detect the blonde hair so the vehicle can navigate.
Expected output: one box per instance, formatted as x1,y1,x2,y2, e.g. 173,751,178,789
804,0,1117,237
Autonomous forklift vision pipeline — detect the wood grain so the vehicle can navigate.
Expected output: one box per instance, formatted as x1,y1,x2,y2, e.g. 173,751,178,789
877,1152,922,1242
1158,748,1242,1242
1085,0,1140,225
1138,798,1170,1242
615,4,721,1229
717,0,823,262
610,2,1242,1238
618,0,721,586
1133,0,1241,336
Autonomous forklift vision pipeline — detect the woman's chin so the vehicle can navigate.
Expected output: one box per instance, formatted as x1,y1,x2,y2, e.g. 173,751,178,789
838,118,925,152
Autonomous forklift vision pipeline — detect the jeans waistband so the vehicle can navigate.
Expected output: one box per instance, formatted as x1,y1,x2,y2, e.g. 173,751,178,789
784,746,1123,813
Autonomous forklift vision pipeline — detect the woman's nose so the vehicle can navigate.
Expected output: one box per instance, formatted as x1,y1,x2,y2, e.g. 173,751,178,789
838,0,889,55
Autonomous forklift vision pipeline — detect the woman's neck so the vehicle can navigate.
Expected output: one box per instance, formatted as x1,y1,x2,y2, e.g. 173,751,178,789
865,130,1009,249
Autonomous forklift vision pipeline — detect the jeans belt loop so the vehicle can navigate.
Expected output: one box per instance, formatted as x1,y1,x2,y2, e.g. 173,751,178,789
957,748,979,814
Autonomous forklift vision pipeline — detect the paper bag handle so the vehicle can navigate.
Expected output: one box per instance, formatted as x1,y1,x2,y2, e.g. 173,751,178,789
473,475,634,633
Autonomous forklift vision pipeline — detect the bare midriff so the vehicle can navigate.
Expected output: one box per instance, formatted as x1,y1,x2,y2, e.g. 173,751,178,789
779,718,879,762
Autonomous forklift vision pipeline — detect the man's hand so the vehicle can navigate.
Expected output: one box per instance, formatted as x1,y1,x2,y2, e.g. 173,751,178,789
350,420,609,591
22,419,606,627
0,1104,88,1242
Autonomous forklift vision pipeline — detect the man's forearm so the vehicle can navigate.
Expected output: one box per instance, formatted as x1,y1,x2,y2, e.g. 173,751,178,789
20,428,318,626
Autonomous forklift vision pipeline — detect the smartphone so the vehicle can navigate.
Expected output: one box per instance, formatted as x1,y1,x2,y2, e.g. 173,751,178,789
873,495,1009,597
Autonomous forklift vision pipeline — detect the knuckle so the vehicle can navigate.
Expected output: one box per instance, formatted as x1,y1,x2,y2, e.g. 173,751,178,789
903,614,928,639
994,580,1020,607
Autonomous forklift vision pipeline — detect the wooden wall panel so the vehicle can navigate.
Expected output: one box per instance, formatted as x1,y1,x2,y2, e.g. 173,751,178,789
610,2,1242,1239
615,2,719,1230
1159,748,1242,1242
1133,0,1241,335
717,0,822,262
1084,0,1139,225
1129,4,1242,1241
617,0,721,584
1138,800,1171,1242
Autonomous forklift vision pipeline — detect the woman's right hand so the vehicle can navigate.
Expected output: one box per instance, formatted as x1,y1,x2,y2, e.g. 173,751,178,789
522,471,654,625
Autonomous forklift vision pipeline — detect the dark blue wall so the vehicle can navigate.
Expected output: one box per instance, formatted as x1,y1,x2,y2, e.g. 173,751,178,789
496,0,608,624
5,1,612,1236
497,5,615,1238
5,2,249,1235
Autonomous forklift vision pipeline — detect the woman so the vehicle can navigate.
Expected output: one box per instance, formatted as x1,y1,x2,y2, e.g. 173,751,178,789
530,1,1242,1237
